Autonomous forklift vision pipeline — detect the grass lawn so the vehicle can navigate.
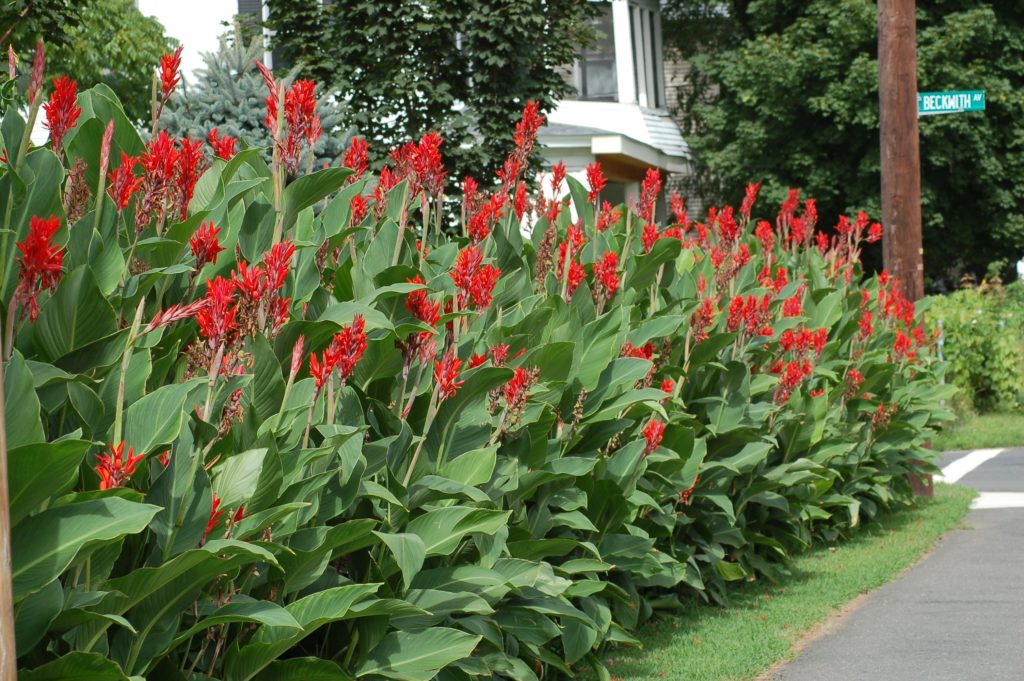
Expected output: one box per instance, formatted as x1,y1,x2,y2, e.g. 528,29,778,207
600,484,975,681
932,412,1024,451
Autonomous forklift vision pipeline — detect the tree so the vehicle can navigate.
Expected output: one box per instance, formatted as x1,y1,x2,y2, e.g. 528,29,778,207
265,0,597,181
1,0,171,122
663,1,1024,288
160,27,349,167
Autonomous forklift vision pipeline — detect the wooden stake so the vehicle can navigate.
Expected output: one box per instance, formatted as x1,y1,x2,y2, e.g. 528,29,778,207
0,341,17,675
878,0,924,301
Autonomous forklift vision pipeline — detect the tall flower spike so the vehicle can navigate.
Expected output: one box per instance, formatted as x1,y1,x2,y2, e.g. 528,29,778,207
159,45,184,102
195,276,238,349
190,221,225,270
643,418,665,456
27,41,44,106
434,347,464,401
202,493,224,543
329,314,368,383
343,136,369,182
585,162,607,204
43,76,81,156
108,153,142,212
15,215,64,321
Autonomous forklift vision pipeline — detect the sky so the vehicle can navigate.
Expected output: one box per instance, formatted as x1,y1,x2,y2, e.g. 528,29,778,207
137,0,239,80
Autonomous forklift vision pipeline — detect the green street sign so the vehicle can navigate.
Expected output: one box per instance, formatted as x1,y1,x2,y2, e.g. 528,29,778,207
918,90,985,116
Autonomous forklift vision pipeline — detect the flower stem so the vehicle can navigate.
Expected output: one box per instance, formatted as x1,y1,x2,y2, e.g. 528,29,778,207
402,383,440,487
112,299,146,444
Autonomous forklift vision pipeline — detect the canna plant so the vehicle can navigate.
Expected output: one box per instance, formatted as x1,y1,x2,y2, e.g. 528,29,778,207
1,42,950,681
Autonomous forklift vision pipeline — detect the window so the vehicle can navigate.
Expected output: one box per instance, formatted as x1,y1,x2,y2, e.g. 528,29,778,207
630,2,664,109
569,3,617,101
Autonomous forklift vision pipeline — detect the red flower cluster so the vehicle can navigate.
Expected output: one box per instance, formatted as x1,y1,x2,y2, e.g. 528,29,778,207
689,298,717,343
231,241,296,336
497,100,544,194
727,293,773,337
679,474,700,505
310,315,368,390
195,276,238,349
773,360,812,405
189,221,224,270
586,162,607,204
670,192,687,225
643,418,665,456
256,62,323,175
450,245,501,310
15,215,64,321
780,327,828,356
596,201,622,233
503,366,540,425
468,193,506,243
592,251,620,306
392,132,447,199
95,442,144,490
740,181,761,220
434,346,464,400
637,168,662,223
107,153,142,211
43,76,81,156
203,493,224,543
207,128,237,161
343,136,369,182
350,194,369,226
159,45,183,101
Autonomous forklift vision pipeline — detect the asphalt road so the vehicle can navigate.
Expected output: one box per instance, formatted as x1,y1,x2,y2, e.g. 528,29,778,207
767,448,1024,681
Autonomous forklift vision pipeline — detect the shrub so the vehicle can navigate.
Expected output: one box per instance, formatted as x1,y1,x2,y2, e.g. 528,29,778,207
4,46,948,680
924,279,1024,414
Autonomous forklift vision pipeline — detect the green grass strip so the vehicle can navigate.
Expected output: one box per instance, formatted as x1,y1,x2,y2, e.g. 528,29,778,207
932,412,1024,452
602,484,976,681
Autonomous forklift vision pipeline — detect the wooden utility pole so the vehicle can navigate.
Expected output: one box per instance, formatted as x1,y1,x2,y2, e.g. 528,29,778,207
878,0,924,301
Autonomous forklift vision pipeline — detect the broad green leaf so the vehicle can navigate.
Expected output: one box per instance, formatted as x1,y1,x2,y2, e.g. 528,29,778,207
282,167,352,232
33,266,117,361
357,627,482,681
439,446,497,486
12,498,160,601
254,658,354,681
406,507,512,557
8,439,90,524
173,599,302,643
14,578,63,655
213,448,269,508
19,652,131,681
4,350,44,447
123,379,203,454
375,531,426,591
224,583,381,681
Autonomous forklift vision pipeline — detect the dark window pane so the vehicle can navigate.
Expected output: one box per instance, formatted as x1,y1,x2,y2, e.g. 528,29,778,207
576,2,617,101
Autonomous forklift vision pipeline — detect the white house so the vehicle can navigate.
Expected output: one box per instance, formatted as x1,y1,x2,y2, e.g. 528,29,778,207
543,0,691,211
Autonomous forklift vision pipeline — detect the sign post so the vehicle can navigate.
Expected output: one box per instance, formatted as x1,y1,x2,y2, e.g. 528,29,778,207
918,90,986,116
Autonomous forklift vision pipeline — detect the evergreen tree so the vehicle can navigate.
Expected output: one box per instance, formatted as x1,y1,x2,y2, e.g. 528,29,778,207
161,27,349,166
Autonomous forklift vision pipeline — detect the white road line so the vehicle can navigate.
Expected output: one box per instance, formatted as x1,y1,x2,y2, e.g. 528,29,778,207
935,448,1006,484
971,492,1024,510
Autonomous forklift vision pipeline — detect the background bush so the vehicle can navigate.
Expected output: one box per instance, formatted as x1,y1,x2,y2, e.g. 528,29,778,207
924,280,1024,414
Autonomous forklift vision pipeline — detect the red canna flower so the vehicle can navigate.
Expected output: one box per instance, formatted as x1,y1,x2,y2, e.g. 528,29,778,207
740,181,761,220
661,378,675,399
810,388,826,398
174,137,204,219
262,240,295,292
349,194,369,226
328,314,367,383
207,128,237,161
514,182,529,221
450,245,501,310
95,441,144,490
773,360,812,404
189,221,224,269
637,168,662,223
689,298,717,343
434,346,464,400
107,153,142,211
755,220,775,253
550,161,567,195
43,76,81,156
413,132,446,198
679,474,700,505
159,450,170,467
596,201,622,233
195,276,238,348
469,353,488,368
159,45,183,101
867,222,883,243
342,136,369,181
585,162,607,204
26,41,45,106
503,366,540,425
15,215,64,321
642,418,665,456
202,492,224,543
592,251,620,304
489,343,510,367
642,223,660,253
290,335,305,377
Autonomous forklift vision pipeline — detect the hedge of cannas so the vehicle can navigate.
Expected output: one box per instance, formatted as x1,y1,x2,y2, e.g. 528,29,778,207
2,44,950,681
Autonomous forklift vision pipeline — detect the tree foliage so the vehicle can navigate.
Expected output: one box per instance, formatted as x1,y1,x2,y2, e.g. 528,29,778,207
2,0,171,122
265,0,598,180
664,0,1024,288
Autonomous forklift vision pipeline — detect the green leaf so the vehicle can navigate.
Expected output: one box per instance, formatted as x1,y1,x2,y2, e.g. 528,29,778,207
282,167,352,232
173,599,302,643
213,448,269,508
4,351,44,447
123,379,203,454
439,445,497,486
9,439,90,524
406,507,512,557
20,652,131,681
33,266,118,361
357,627,482,681
375,531,427,591
224,583,381,681
254,658,354,681
14,578,63,656
12,498,160,601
